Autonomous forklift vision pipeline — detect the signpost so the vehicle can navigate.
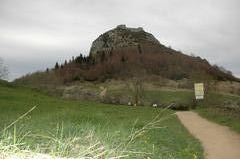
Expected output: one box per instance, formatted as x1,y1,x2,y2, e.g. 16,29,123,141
194,83,204,100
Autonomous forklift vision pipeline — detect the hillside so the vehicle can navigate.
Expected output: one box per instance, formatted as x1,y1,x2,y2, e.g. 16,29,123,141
15,25,238,86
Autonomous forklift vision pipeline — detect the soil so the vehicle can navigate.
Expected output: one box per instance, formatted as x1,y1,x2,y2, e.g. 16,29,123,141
176,111,240,159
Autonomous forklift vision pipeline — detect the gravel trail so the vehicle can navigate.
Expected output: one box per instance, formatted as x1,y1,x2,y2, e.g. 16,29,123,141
176,111,240,159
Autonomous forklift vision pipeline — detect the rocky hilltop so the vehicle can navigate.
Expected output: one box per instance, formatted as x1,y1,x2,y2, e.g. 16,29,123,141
90,25,160,56
14,25,240,105
15,25,239,86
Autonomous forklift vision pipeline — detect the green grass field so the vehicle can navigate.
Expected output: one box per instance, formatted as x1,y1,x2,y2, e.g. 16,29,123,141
0,84,204,159
196,107,240,133
195,93,240,133
144,88,240,134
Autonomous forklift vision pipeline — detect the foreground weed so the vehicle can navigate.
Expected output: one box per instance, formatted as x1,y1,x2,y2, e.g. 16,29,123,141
0,105,175,159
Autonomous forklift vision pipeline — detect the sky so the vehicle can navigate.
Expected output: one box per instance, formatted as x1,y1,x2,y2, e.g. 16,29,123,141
0,0,239,81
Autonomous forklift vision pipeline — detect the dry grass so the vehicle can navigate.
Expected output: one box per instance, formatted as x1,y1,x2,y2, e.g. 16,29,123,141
0,106,173,159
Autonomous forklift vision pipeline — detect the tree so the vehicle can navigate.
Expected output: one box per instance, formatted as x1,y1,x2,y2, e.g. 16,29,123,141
100,51,106,63
64,60,68,66
55,62,59,69
137,44,142,54
75,54,83,64
127,78,145,106
121,56,126,63
214,65,233,76
0,57,8,80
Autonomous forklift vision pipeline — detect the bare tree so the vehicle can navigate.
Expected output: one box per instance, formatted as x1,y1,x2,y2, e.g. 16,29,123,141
127,78,145,106
0,57,9,80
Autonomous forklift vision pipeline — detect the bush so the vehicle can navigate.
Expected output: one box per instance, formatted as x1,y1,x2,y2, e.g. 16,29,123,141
171,102,189,110
170,99,195,110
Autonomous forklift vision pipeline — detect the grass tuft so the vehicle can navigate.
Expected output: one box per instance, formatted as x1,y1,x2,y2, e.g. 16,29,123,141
0,106,173,159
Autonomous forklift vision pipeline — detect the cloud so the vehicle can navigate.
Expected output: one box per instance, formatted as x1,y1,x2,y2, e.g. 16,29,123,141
0,0,239,80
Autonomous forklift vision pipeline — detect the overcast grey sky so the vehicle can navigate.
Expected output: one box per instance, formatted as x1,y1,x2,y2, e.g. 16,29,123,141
0,0,239,81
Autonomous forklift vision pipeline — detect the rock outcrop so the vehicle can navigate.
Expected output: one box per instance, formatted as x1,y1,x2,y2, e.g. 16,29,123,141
89,25,160,56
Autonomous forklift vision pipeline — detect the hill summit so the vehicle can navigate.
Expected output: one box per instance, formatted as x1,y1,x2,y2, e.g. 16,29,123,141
90,25,160,56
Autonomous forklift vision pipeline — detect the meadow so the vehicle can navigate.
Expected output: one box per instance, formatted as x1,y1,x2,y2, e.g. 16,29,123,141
196,92,240,133
0,83,203,159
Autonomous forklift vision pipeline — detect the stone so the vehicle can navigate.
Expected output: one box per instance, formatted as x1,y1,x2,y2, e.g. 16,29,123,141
89,25,160,56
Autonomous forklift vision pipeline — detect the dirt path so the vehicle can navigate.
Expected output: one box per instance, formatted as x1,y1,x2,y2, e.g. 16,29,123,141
176,111,240,159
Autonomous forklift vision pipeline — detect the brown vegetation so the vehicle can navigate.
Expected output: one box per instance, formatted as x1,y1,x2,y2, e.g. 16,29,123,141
15,43,239,87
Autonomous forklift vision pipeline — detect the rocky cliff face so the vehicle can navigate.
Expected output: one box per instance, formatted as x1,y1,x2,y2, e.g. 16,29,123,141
89,25,160,56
